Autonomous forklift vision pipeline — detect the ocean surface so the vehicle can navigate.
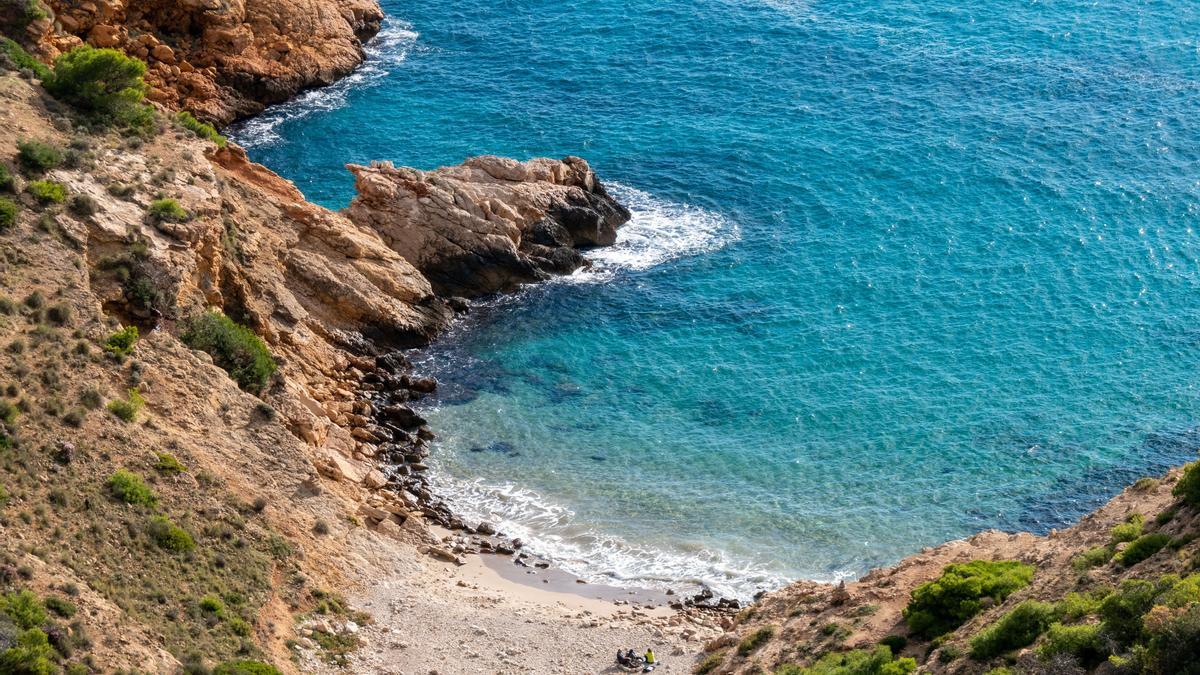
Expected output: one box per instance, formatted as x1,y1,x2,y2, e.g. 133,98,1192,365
233,0,1200,599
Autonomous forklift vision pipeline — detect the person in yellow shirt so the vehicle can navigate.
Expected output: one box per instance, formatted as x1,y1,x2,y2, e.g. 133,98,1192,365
644,648,655,665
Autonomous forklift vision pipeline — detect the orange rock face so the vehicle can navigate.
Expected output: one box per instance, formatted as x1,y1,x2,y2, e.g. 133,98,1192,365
38,0,384,124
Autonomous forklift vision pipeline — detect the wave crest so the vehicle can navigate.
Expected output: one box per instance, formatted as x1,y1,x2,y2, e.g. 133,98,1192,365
564,183,740,282
427,467,788,601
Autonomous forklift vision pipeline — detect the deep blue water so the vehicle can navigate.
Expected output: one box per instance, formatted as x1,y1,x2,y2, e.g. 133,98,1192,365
234,0,1200,598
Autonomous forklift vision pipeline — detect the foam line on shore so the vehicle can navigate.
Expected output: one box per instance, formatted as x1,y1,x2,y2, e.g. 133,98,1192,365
231,20,418,148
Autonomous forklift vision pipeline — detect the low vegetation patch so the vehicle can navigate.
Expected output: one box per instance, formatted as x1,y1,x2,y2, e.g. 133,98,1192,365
1072,544,1114,571
0,197,17,231
1116,533,1171,567
106,387,144,423
903,560,1035,639
103,325,138,357
146,514,195,552
181,311,277,392
1174,460,1200,507
212,661,283,675
147,198,189,223
177,111,228,147
969,600,1057,660
16,139,61,174
1110,512,1144,544
26,179,66,204
1037,622,1105,667
108,469,156,506
776,646,916,675
737,625,775,656
155,452,186,475
0,37,52,80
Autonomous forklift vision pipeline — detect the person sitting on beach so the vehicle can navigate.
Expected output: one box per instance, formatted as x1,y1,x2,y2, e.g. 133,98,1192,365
644,648,656,664
625,649,640,664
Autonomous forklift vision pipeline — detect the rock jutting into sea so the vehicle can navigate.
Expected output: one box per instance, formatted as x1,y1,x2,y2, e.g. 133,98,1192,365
345,155,632,297
23,0,385,124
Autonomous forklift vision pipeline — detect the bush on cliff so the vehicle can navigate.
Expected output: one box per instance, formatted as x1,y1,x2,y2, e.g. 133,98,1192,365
106,388,144,423
1116,533,1171,567
0,590,46,630
177,111,227,148
969,600,1058,660
1037,622,1106,668
45,46,153,131
26,179,65,205
147,198,189,223
0,197,18,231
0,37,52,80
0,627,55,674
103,325,138,357
107,469,156,507
212,660,282,675
181,311,276,393
1098,578,1161,645
146,515,194,552
903,560,1035,639
1174,460,1200,507
775,646,916,675
16,139,62,174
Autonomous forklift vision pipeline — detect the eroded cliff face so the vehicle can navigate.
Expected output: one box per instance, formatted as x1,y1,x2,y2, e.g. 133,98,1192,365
20,0,383,124
346,155,632,297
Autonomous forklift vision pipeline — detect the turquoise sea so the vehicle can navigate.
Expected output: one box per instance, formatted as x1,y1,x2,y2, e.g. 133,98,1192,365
234,0,1200,598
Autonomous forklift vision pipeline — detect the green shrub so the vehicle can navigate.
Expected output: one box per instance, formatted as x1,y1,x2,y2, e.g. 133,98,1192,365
1072,545,1114,571
147,198,188,223
199,594,224,615
147,515,195,552
1160,574,1200,608
45,303,70,325
1037,622,1106,667
0,627,55,674
44,46,148,122
737,625,775,656
878,635,906,654
1098,578,1160,645
68,193,97,217
1110,513,1144,544
43,596,75,618
0,163,12,192
0,590,46,629
0,197,17,231
969,600,1058,660
695,650,726,675
107,469,156,506
0,38,52,80
212,660,282,675
903,560,1035,639
16,140,61,174
775,646,916,675
177,111,227,148
155,452,186,475
1116,533,1171,567
1175,460,1200,507
181,311,277,392
1057,588,1110,621
1140,603,1200,675
26,179,65,204
107,388,144,423
103,325,138,357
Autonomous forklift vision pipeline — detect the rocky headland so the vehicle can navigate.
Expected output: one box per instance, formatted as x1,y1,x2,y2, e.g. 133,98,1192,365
1,3,1199,674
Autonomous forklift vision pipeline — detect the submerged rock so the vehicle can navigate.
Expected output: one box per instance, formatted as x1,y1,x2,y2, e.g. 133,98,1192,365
345,156,631,297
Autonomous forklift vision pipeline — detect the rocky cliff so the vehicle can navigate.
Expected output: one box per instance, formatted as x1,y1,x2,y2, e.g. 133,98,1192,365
346,155,631,297
11,0,383,124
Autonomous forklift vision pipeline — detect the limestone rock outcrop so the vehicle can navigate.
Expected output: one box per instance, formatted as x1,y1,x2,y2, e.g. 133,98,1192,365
345,156,632,297
31,0,383,124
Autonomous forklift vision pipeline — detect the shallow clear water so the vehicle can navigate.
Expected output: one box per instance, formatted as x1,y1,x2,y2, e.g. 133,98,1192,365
234,0,1200,598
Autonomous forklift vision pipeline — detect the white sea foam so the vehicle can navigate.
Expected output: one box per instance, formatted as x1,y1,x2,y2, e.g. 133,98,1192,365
427,464,791,601
562,183,740,283
230,20,418,149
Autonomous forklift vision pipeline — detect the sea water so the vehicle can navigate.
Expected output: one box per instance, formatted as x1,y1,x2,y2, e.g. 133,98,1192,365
233,0,1200,599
